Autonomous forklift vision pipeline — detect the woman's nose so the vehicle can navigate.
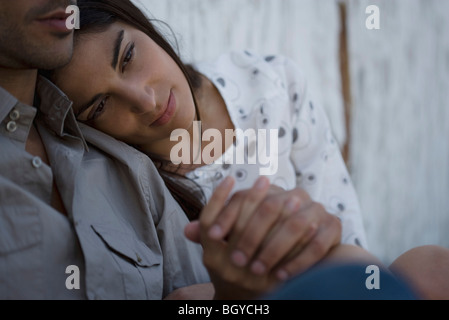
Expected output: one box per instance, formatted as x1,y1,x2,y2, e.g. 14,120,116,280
129,85,157,114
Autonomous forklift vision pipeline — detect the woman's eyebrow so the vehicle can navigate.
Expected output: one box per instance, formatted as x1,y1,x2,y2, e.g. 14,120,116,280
74,30,125,118
111,29,125,70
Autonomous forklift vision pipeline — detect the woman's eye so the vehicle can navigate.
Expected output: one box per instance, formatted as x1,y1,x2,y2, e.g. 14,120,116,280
122,42,135,72
90,98,108,120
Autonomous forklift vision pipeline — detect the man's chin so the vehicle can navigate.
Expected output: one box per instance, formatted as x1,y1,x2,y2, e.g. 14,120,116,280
34,40,74,71
32,58,70,75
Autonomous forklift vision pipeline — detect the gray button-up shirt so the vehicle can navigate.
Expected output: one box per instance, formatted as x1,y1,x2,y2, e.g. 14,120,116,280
0,76,209,300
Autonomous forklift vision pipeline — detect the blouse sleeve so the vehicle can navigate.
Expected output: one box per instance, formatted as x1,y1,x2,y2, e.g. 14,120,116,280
270,55,368,249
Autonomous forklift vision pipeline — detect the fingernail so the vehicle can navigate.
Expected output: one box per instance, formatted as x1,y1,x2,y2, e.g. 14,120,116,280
221,176,234,189
208,225,223,239
276,269,289,281
286,197,300,213
231,250,248,267
251,260,266,275
254,177,269,190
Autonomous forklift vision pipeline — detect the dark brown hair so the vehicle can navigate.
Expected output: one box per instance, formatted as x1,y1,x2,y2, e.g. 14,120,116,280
70,0,206,220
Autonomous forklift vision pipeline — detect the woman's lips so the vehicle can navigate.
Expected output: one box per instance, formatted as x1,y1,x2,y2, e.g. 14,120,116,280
152,90,176,127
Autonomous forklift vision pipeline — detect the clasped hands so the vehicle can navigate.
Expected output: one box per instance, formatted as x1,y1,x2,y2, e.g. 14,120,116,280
184,176,342,299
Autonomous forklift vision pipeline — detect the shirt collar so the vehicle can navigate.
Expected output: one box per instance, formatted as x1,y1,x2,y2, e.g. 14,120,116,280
36,75,88,151
0,85,19,123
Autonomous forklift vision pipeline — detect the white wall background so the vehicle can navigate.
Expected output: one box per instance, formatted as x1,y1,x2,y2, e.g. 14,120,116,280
132,0,449,265
347,0,449,264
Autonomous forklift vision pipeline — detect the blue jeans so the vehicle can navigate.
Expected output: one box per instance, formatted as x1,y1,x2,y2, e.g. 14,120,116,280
265,263,418,300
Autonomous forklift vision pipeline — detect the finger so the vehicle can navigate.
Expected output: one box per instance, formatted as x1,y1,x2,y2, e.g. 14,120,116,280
230,194,296,269
212,176,270,244
206,177,269,241
232,176,271,233
231,188,313,271
223,177,272,266
206,191,246,240
200,176,235,229
184,220,201,243
249,198,317,275
274,211,341,280
275,231,331,281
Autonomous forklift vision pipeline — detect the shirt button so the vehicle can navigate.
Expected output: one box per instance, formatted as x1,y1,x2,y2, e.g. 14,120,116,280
9,109,20,121
32,156,43,168
136,253,142,263
6,121,17,133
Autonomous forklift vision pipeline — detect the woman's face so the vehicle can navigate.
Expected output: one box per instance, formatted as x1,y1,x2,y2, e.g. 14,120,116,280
54,22,196,155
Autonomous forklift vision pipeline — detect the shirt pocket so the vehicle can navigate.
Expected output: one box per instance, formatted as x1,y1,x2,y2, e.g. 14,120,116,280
91,223,163,299
0,205,42,254
0,205,42,298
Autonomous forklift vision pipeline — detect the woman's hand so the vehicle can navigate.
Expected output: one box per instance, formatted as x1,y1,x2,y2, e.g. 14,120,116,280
185,176,342,299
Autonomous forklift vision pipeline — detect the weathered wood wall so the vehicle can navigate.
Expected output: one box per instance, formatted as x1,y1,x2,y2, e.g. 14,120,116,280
133,0,449,265
347,0,449,264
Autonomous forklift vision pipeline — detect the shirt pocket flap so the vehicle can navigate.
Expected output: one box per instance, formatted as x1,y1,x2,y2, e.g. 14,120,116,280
91,224,160,268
